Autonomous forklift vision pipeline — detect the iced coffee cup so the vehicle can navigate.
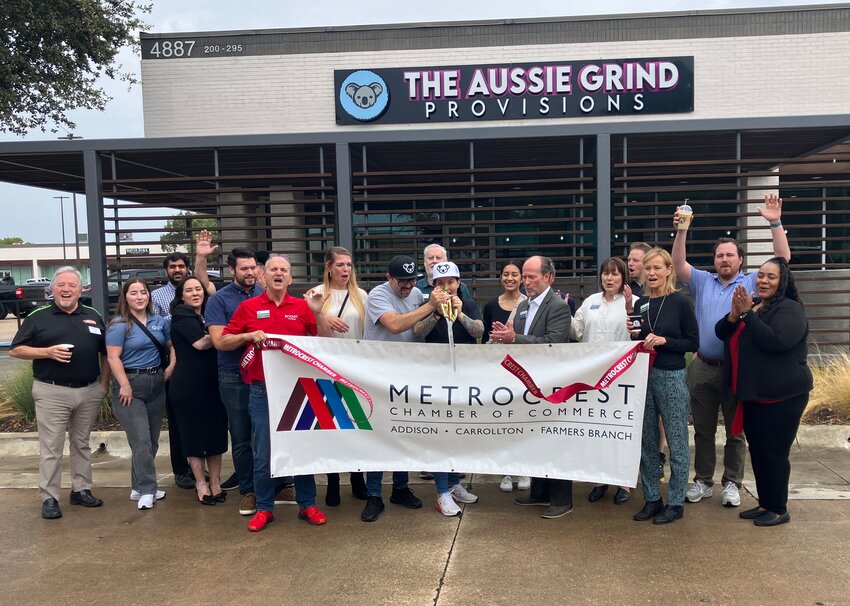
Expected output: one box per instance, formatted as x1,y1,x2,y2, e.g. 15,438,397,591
677,201,693,231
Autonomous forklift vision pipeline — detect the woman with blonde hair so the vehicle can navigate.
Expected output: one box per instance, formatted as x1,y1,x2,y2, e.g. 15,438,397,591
307,246,369,504
628,248,699,525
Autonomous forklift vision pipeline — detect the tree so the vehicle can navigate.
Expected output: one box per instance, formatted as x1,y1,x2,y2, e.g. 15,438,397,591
0,0,151,136
160,212,218,254
0,236,25,245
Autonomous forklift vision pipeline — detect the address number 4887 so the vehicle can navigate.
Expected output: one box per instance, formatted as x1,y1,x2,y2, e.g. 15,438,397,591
148,40,196,58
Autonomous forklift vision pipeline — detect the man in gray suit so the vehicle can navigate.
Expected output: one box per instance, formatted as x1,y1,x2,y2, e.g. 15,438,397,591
489,255,572,519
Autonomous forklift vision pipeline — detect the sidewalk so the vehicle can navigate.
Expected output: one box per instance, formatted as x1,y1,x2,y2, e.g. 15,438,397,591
1,436,848,605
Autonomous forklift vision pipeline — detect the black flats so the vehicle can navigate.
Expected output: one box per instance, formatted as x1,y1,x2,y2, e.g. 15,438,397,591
613,488,631,505
587,485,608,502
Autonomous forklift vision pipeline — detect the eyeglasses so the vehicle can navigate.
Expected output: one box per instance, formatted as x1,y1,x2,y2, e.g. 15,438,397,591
393,277,416,286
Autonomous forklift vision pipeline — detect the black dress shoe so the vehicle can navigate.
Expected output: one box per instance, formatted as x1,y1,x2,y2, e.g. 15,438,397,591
42,498,62,519
633,499,663,521
653,504,684,525
70,489,103,507
175,472,195,489
350,472,367,500
753,511,790,527
613,487,631,505
514,496,550,506
587,485,608,502
739,506,767,520
221,472,240,491
361,496,385,522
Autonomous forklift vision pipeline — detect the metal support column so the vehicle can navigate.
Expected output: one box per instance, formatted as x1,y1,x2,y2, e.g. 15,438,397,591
596,134,612,264
83,150,108,316
335,142,354,251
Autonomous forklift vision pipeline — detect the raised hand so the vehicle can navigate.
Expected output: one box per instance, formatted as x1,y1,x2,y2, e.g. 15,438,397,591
757,193,783,224
195,229,219,257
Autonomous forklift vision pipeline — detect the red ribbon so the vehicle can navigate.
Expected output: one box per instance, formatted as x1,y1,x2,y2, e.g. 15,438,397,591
240,337,374,418
501,343,656,404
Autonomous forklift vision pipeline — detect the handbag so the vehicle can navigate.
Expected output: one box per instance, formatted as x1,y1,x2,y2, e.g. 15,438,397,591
131,315,170,369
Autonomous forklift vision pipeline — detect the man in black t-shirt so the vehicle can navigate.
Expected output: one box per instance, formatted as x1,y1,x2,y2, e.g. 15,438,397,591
11,267,109,520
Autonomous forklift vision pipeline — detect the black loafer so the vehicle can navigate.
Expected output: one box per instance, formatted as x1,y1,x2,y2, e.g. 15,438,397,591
754,511,790,527
613,487,631,505
633,499,663,521
587,485,608,502
739,506,767,520
514,496,550,506
42,498,62,519
389,487,422,509
70,489,103,507
653,504,684,525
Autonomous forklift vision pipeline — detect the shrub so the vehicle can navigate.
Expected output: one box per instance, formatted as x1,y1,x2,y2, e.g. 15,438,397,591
0,362,35,422
806,351,850,423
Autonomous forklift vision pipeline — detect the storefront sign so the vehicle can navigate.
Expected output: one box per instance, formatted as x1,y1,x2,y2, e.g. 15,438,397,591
335,57,693,124
263,336,650,486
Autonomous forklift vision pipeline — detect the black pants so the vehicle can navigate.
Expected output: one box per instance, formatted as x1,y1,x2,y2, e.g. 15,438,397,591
743,393,808,515
530,477,573,507
165,390,190,476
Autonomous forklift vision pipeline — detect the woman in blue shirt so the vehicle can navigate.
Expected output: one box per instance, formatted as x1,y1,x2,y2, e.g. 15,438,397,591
106,279,173,511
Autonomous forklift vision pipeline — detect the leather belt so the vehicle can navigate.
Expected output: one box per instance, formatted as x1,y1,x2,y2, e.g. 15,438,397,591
696,353,723,367
125,367,160,375
37,379,97,389
252,380,266,386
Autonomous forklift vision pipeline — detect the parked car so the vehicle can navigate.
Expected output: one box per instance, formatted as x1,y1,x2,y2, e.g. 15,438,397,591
106,268,168,293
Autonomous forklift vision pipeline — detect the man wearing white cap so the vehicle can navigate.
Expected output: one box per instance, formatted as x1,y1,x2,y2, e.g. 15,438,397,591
414,261,484,515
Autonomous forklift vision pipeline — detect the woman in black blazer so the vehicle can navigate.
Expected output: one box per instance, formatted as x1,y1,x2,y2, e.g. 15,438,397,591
715,257,812,527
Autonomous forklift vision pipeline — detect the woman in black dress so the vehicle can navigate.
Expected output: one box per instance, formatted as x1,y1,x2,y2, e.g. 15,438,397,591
169,276,229,505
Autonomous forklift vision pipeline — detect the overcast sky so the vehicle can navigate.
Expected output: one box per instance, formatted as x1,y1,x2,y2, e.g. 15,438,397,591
0,0,831,243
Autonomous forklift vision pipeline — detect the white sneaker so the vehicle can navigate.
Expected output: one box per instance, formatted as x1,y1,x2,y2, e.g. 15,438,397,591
499,476,514,492
451,483,479,504
137,494,155,510
517,476,531,491
436,491,462,516
130,489,166,501
721,482,741,507
686,479,714,503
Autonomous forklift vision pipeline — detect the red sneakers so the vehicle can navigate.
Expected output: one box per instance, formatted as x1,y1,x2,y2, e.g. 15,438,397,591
247,510,274,532
298,505,327,525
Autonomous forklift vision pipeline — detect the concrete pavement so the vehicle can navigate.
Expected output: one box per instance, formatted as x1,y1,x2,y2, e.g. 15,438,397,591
0,440,848,605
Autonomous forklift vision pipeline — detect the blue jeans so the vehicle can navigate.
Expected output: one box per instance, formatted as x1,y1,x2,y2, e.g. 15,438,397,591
366,471,409,498
433,472,460,494
219,371,254,494
248,382,316,511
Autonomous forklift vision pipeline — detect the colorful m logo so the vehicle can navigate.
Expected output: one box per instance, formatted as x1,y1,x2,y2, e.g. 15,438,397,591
277,378,373,431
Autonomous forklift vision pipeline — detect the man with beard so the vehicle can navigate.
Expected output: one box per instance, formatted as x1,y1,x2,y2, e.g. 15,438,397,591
672,193,790,509
360,255,449,522
489,255,572,519
151,230,217,489
11,267,109,519
206,247,281,517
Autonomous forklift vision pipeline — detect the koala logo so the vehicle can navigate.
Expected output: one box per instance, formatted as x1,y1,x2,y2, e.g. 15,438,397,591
346,82,383,109
435,264,449,275
403,262,416,274
339,70,390,122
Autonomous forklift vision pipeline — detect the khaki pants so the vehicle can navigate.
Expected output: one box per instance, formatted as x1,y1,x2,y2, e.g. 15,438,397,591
686,357,746,487
33,380,103,501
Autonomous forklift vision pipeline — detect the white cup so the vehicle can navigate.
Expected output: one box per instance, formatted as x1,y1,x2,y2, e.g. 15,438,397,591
57,343,75,356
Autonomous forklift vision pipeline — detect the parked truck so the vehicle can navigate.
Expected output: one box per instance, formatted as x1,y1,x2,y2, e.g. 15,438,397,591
0,277,49,319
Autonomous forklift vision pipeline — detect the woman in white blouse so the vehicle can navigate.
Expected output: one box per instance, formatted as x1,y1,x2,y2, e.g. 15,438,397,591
307,246,369,505
570,257,639,505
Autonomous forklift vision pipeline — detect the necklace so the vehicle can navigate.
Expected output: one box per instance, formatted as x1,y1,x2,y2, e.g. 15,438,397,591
647,295,667,334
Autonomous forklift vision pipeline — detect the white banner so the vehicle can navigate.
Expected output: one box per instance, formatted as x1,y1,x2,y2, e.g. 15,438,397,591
262,336,650,487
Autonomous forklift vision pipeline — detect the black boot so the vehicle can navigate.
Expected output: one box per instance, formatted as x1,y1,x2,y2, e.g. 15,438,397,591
325,473,341,507
633,499,664,521
350,472,367,500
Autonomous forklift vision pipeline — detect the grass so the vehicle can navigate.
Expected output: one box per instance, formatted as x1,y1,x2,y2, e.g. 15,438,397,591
0,362,35,422
805,351,850,424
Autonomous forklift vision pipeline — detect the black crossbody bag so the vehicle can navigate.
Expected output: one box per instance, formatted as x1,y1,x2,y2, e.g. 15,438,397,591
131,316,170,369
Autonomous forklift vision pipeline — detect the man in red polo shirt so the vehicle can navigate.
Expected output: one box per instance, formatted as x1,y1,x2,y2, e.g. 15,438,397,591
219,254,331,532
